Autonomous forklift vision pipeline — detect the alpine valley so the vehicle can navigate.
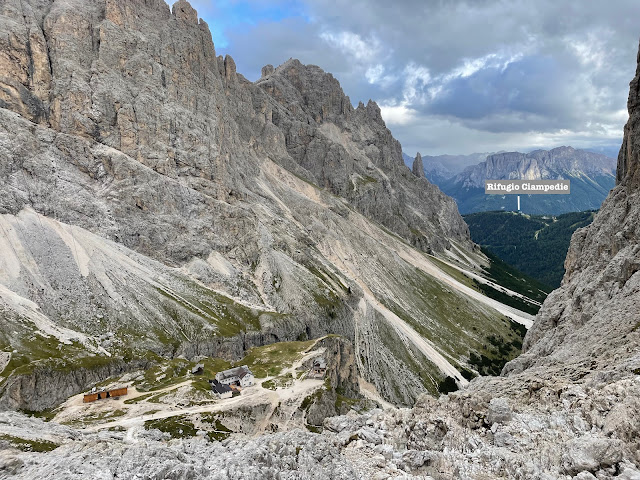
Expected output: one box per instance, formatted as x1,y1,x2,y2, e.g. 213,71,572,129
0,1,638,480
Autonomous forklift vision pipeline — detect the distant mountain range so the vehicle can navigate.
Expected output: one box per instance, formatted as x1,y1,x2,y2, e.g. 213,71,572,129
402,152,493,184
408,147,617,215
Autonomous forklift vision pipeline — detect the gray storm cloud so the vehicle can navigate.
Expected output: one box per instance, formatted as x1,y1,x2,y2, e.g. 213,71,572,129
188,0,638,155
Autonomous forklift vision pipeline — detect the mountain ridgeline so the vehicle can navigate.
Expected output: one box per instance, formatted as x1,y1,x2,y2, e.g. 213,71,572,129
423,147,616,214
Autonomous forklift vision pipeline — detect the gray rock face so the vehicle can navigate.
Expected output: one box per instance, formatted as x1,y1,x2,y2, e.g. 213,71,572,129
486,397,512,426
0,0,494,411
412,152,425,178
256,59,470,252
455,147,616,189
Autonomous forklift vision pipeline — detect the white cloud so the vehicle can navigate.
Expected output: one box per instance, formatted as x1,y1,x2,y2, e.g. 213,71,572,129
212,0,639,154
365,64,397,87
319,30,382,63
401,62,432,104
379,104,418,126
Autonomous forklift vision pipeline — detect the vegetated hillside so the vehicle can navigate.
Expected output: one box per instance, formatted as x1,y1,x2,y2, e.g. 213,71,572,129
475,249,551,313
464,210,596,288
0,0,533,412
437,147,616,214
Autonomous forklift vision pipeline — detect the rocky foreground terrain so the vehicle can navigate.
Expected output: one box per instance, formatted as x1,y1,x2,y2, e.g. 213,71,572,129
0,0,638,479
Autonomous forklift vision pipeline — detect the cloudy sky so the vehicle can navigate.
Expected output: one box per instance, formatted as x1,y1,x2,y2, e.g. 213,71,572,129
185,0,640,157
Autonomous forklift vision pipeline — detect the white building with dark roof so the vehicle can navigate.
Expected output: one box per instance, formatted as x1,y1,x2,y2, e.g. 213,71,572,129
215,365,255,387
309,357,327,378
210,379,233,399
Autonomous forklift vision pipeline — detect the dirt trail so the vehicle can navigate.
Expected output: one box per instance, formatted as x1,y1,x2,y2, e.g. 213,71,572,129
358,377,395,410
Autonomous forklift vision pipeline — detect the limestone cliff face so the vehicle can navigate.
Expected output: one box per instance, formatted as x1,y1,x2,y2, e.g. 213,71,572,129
256,60,469,253
618,43,640,188
439,146,617,214
503,53,640,382
0,0,489,409
412,152,426,179
0,0,469,261
454,147,616,189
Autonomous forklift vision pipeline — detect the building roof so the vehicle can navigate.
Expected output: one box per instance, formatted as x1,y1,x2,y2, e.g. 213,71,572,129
313,357,327,369
218,365,252,380
210,379,232,395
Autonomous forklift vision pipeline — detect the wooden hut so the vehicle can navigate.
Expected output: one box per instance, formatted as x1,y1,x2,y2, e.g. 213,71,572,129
108,387,128,398
83,392,99,403
83,386,128,403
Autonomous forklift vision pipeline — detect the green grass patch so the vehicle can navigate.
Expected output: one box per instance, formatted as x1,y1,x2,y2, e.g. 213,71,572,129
429,256,476,288
134,357,191,392
335,393,361,411
236,340,315,378
0,335,115,387
19,408,58,422
263,373,295,390
124,393,154,404
144,415,198,439
0,434,59,453
200,414,234,441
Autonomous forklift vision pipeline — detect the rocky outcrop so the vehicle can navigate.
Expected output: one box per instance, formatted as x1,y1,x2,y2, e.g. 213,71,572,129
617,42,640,187
0,358,151,412
303,336,369,427
412,152,425,178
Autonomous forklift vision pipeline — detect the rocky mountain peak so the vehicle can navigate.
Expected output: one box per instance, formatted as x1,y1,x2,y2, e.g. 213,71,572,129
261,64,275,77
172,0,198,24
412,152,425,178
617,39,640,187
259,58,354,123
363,99,385,126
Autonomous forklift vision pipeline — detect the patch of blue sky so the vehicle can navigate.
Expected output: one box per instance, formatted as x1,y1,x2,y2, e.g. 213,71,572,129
188,0,309,49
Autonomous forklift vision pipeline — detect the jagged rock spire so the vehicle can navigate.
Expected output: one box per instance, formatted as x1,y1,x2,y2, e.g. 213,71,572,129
261,64,275,77
617,38,640,187
172,0,198,24
412,152,425,178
